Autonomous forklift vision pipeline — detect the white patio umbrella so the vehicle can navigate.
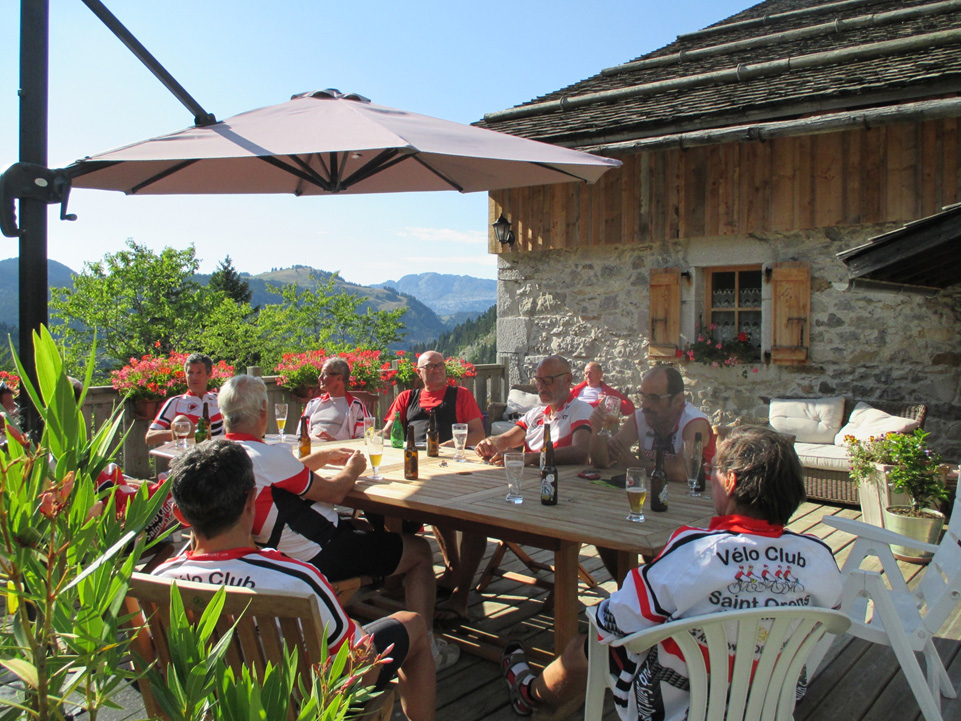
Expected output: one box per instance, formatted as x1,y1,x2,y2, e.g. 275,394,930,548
66,89,620,195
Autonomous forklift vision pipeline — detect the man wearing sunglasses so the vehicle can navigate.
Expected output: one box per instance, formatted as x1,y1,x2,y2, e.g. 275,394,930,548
591,365,715,479
476,354,593,466
297,357,369,441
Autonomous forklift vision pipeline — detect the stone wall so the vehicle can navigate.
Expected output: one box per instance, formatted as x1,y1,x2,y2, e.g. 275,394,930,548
496,224,961,459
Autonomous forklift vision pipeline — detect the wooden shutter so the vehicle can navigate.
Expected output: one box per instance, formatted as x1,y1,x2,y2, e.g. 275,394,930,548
649,268,681,359
770,262,810,365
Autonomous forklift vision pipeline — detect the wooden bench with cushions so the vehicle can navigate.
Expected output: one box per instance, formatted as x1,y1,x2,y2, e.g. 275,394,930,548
737,397,927,505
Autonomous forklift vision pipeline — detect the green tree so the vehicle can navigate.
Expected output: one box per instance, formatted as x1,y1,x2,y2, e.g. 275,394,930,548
208,255,253,306
50,240,216,371
254,274,406,369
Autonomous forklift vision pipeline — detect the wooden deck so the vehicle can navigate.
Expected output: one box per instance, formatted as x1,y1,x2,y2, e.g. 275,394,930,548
11,501,960,720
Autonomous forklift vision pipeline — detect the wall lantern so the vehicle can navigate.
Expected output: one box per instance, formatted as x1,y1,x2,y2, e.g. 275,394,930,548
492,213,515,248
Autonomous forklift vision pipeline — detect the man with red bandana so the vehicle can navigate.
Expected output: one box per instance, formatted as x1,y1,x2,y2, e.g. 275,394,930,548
475,354,592,467
145,353,223,446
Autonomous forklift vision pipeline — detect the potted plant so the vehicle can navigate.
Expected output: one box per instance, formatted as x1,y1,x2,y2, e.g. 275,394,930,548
676,322,758,367
845,432,912,528
848,430,948,562
392,351,422,390
112,351,234,419
445,356,477,386
338,349,395,417
274,350,328,401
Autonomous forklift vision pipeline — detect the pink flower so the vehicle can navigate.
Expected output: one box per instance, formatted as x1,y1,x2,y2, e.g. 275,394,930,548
752,367,759,373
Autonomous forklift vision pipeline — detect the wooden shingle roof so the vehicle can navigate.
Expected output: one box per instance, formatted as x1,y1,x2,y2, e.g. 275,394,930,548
476,0,961,150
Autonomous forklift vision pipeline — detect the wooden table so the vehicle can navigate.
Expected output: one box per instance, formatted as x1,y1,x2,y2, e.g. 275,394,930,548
329,439,715,657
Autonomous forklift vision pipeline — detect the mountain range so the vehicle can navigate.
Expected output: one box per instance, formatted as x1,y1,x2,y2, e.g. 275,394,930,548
0,259,496,348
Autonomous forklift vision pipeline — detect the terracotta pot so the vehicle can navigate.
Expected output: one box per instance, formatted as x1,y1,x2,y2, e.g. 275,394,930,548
882,506,945,563
133,399,161,421
857,463,911,528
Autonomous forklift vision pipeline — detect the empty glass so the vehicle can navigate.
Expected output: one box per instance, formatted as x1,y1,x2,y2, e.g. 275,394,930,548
171,416,192,450
452,423,468,461
275,403,288,442
683,439,703,497
504,452,524,504
625,467,648,522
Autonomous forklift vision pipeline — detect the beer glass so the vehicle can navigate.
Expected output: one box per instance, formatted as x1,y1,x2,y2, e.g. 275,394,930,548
452,423,468,462
275,403,288,442
366,430,384,481
504,452,524,504
598,395,620,437
625,467,648,522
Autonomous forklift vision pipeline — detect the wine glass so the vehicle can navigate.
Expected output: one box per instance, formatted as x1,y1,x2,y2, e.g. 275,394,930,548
366,430,384,481
275,403,288,442
625,467,647,522
171,415,192,450
452,423,468,462
683,439,702,497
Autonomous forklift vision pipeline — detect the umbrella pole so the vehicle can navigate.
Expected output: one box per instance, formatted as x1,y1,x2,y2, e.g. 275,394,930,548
17,0,50,439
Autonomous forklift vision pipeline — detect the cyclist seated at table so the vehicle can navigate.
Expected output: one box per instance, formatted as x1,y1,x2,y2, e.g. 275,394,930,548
500,426,842,719
156,439,437,721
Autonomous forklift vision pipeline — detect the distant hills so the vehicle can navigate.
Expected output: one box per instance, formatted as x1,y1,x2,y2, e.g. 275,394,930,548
372,273,496,317
0,259,496,349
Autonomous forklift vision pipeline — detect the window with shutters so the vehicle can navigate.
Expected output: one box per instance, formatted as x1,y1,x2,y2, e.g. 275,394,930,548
703,266,763,361
648,261,810,366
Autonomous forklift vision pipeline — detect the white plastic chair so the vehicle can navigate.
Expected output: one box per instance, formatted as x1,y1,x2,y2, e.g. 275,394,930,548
584,605,850,721
822,497,961,721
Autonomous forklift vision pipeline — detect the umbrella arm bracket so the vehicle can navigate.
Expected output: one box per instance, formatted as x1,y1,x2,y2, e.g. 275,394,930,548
0,163,77,238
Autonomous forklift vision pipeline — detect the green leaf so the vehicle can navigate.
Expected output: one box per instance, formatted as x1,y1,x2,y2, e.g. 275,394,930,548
0,657,39,688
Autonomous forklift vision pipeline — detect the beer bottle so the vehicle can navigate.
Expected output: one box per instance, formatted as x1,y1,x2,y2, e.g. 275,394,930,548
194,403,209,444
650,439,669,512
426,408,440,457
692,431,706,493
390,411,404,449
404,424,419,480
299,416,311,458
540,422,558,506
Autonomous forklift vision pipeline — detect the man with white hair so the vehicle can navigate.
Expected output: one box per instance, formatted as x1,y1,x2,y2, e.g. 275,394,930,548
218,374,459,670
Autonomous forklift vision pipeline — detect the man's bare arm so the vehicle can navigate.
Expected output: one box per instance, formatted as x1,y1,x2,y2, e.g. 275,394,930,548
144,428,173,446
591,414,639,469
475,425,526,465
300,450,367,505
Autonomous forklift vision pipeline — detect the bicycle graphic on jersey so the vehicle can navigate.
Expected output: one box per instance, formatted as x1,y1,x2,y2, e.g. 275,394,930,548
727,565,803,595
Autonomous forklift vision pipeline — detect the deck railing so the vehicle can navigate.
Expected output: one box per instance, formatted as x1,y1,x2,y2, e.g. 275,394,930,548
81,364,506,478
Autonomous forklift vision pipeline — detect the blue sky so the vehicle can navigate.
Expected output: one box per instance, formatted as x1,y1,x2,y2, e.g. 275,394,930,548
1,0,749,285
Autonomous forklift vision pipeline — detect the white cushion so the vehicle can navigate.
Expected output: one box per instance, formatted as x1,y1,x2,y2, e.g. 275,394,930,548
505,389,539,420
833,402,920,445
793,442,852,472
490,419,518,435
768,397,845,444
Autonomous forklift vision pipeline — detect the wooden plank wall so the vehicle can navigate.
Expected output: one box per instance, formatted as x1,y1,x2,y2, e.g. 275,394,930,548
488,119,961,253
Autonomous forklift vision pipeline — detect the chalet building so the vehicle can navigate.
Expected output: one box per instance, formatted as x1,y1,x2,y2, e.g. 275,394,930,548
477,0,961,456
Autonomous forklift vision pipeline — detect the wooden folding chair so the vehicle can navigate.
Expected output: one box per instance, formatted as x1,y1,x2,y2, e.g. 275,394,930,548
123,572,394,721
475,540,598,612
